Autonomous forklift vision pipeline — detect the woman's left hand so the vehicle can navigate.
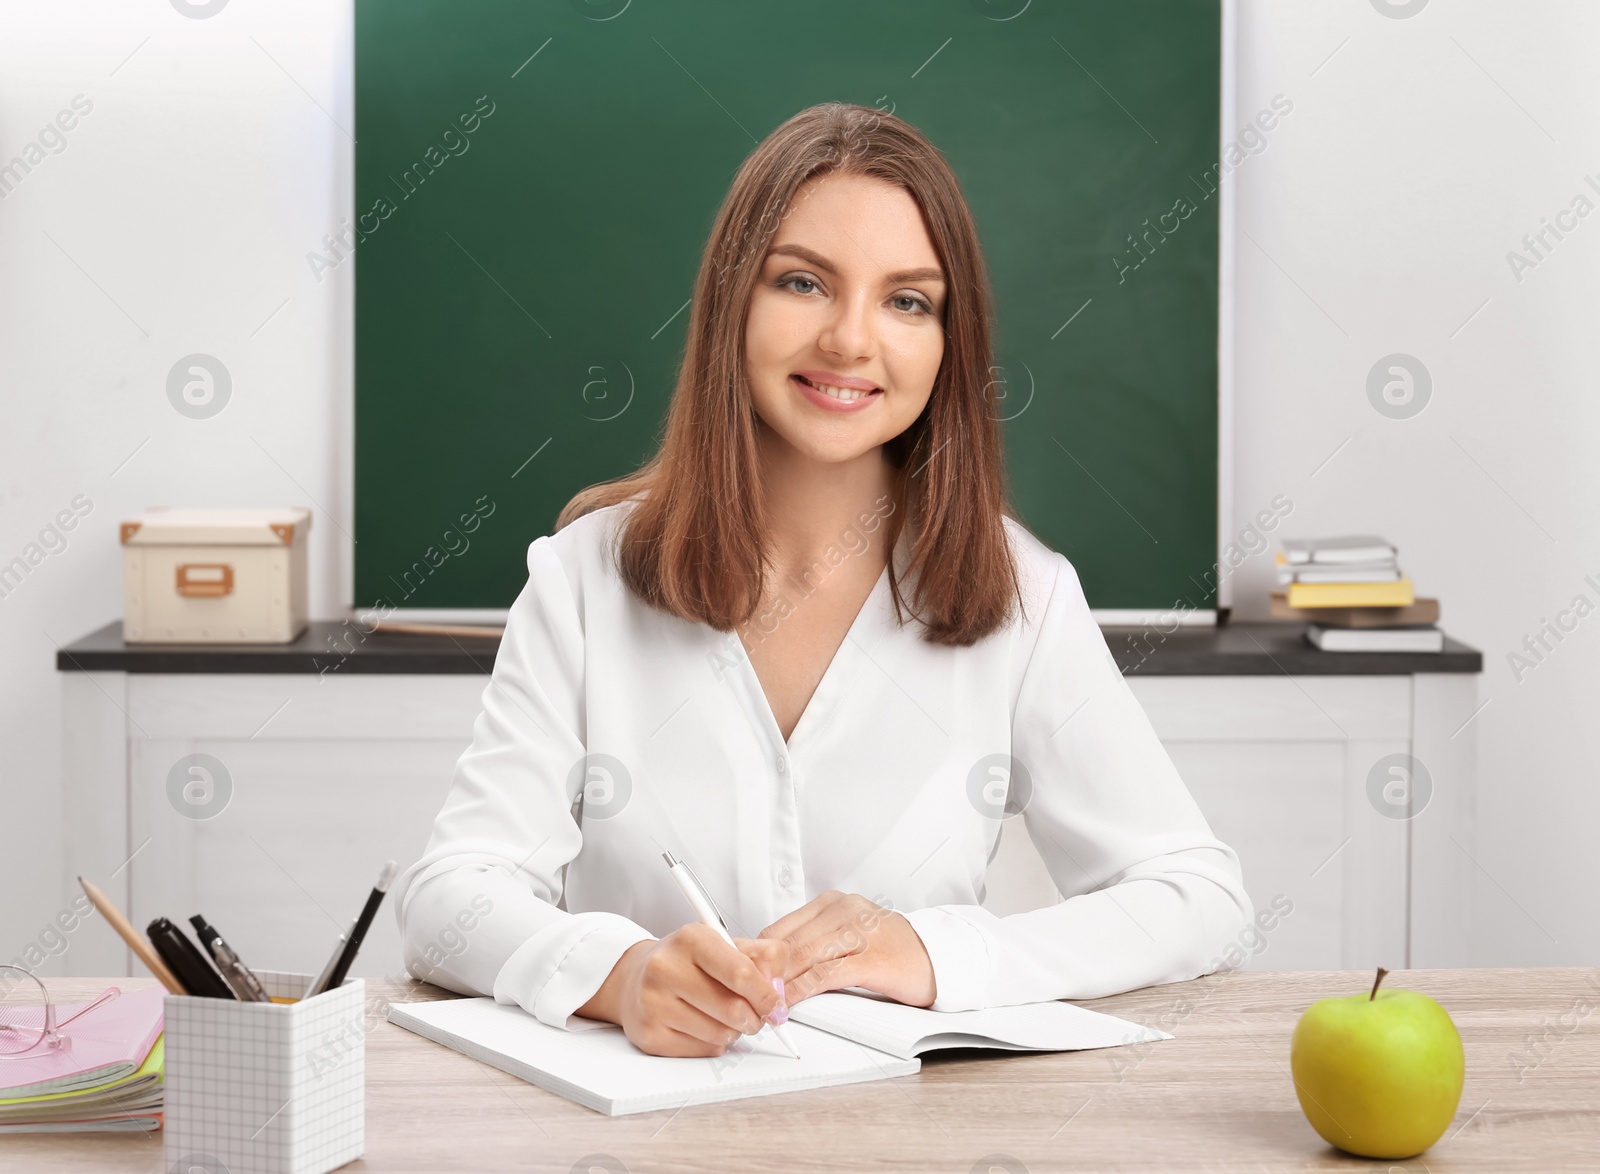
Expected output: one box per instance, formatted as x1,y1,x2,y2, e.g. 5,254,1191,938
757,891,936,1008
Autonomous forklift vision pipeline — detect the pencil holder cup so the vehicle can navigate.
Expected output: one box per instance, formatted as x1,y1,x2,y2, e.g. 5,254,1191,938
163,970,365,1174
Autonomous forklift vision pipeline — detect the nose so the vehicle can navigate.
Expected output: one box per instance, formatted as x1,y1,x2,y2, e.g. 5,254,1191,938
816,287,874,362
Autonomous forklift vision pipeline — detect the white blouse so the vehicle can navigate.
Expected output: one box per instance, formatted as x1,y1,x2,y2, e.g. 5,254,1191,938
394,500,1251,1029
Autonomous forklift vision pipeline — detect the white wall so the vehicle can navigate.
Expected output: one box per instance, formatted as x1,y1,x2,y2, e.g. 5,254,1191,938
2,1,1595,972
0,0,353,969
1227,0,1600,966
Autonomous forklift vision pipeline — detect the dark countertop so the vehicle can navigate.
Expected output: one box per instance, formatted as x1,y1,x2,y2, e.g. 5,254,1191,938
55,620,1483,676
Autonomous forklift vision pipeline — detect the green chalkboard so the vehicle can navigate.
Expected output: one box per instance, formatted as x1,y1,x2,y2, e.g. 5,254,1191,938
354,0,1219,614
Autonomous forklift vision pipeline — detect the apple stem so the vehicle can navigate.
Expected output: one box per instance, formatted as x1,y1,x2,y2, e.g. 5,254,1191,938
1369,966,1390,1001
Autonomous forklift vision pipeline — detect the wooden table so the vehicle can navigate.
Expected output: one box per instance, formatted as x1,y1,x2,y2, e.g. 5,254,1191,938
6,969,1597,1172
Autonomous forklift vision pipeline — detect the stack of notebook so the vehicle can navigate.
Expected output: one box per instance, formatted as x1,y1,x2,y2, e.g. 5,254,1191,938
1273,535,1444,652
0,986,165,1133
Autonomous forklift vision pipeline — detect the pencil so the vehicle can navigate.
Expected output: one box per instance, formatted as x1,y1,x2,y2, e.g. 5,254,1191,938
78,875,186,995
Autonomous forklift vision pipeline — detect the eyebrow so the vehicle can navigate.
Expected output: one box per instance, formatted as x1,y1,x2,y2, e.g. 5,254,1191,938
766,243,946,287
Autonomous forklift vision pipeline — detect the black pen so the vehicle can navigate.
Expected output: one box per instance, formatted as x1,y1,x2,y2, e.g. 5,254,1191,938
311,861,397,997
147,918,235,1000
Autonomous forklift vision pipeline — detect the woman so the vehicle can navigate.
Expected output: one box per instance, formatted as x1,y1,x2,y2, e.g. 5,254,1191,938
395,102,1250,1059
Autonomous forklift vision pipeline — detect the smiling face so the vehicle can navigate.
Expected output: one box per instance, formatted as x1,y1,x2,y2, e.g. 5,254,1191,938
743,171,947,465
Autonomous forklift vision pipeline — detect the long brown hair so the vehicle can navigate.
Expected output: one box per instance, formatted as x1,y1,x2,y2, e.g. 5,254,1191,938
557,101,1026,646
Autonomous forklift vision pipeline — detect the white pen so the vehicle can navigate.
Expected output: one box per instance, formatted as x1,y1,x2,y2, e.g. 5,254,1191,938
662,851,802,1060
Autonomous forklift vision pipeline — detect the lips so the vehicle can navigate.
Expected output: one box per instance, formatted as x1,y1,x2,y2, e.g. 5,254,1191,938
788,374,883,413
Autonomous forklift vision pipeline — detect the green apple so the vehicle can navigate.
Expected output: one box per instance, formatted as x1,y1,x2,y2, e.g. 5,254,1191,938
1290,968,1465,1159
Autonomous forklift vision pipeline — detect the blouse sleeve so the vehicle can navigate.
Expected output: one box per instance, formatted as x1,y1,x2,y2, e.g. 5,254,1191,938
901,553,1253,1011
392,534,655,1029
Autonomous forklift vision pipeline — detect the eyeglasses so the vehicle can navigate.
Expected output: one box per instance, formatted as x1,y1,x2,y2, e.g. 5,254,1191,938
0,965,121,1058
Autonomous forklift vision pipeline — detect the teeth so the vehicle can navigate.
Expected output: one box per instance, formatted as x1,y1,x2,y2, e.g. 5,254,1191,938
804,379,875,402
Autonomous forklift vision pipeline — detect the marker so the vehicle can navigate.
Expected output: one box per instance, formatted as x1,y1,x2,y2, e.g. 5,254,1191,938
146,917,235,1000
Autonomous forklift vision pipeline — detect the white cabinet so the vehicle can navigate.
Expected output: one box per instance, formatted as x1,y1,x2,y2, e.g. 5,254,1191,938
62,670,1477,980
989,674,1478,971
62,673,487,982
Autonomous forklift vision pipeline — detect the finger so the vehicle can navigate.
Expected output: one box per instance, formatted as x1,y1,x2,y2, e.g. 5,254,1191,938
652,1021,731,1058
638,929,765,1038
736,938,793,1021
665,997,749,1050
774,910,868,984
785,952,858,1005
757,890,842,942
690,932,785,1022
674,969,759,1036
734,936,791,983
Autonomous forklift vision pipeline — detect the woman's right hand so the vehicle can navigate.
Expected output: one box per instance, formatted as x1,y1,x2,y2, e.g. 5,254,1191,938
577,924,791,1057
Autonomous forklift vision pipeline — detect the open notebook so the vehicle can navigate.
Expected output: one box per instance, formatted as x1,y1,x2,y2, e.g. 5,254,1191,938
387,991,1169,1116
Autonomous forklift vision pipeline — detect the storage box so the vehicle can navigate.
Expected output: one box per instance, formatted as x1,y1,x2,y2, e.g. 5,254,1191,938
121,507,311,643
164,971,366,1174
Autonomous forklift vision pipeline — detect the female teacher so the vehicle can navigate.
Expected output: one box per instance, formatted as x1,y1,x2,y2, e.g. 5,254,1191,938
395,103,1251,1059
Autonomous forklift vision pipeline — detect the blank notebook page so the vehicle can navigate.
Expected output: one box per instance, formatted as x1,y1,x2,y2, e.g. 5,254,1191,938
386,998,918,1117
786,991,1171,1061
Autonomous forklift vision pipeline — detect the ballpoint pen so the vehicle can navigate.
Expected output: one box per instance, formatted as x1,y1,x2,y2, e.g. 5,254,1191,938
309,861,397,997
662,851,801,1060
187,914,271,1002
306,930,346,998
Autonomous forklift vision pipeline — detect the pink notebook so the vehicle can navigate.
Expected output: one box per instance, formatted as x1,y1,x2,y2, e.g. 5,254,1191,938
0,986,165,1098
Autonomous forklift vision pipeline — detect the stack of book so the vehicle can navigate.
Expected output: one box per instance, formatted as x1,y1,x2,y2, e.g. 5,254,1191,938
1273,535,1444,652
0,985,165,1133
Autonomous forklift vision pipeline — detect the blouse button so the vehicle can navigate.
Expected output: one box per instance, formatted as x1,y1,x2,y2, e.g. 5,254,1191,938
778,867,793,888
776,755,787,774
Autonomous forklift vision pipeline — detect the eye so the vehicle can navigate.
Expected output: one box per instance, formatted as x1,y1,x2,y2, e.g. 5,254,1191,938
776,272,934,318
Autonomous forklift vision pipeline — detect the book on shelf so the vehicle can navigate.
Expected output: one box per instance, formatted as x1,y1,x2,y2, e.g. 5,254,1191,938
1273,534,1444,651
1307,625,1444,653
1278,561,1402,585
1286,579,1416,609
1281,535,1398,565
1270,592,1440,628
